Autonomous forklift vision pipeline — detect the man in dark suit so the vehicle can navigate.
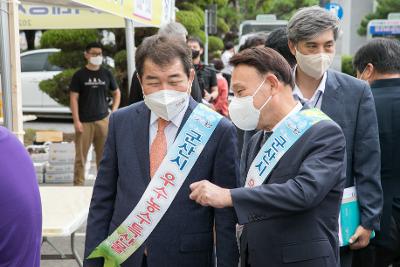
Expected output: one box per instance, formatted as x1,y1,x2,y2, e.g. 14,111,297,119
84,35,239,266
286,7,383,266
190,47,347,267
352,38,400,267
128,22,202,104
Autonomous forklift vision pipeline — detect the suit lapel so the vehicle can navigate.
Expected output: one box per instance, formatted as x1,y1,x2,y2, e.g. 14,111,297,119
133,103,151,185
321,70,344,121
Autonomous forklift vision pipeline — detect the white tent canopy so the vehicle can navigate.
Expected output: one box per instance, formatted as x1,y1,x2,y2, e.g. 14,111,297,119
0,0,174,140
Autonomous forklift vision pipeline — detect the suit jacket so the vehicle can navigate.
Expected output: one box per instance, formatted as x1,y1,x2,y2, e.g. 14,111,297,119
128,71,203,104
232,108,346,267
321,70,382,231
84,98,239,267
370,78,400,250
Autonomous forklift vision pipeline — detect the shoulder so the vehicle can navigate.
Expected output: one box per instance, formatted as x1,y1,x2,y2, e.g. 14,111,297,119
72,67,85,77
327,69,369,96
306,117,345,146
111,101,146,122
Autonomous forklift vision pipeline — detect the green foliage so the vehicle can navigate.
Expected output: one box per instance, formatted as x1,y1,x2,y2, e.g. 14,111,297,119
209,36,224,52
265,0,318,20
217,17,230,33
114,50,127,72
358,0,400,36
39,68,79,107
176,10,202,34
40,29,99,51
342,55,356,77
192,30,206,43
48,51,85,69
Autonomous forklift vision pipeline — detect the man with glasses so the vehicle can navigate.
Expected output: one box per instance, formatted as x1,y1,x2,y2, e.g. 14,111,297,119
70,42,121,186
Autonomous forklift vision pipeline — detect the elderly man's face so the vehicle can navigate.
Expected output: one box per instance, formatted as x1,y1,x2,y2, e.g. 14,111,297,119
140,58,194,95
289,29,336,56
231,64,271,110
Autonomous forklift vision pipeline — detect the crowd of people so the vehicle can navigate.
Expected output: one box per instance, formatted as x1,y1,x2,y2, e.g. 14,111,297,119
1,4,400,267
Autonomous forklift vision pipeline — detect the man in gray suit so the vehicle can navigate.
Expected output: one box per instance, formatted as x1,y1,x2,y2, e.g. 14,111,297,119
286,6,383,266
190,47,346,267
84,35,239,267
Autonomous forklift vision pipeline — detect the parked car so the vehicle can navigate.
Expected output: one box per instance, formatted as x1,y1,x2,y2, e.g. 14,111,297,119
20,48,70,118
0,48,115,118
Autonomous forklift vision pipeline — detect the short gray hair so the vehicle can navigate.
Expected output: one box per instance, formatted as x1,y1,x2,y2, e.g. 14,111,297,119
157,22,188,42
287,6,340,44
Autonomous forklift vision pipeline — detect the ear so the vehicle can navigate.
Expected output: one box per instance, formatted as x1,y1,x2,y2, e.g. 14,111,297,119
265,73,280,95
364,63,375,80
189,68,195,84
200,47,204,55
288,41,296,57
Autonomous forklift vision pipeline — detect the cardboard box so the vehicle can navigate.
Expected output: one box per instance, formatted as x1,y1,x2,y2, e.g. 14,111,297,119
35,131,63,143
33,162,47,173
36,172,44,184
46,162,74,174
45,172,74,184
49,142,75,163
27,144,49,162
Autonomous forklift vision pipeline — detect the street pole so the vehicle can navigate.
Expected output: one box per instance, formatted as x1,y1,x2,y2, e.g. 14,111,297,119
204,9,209,65
0,0,13,130
125,18,136,94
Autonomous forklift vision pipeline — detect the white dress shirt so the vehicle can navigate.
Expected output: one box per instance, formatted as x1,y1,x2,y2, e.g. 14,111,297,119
149,100,189,150
292,66,327,109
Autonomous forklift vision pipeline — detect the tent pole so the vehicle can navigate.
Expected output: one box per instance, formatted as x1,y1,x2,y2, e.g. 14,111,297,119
125,18,135,94
0,0,13,130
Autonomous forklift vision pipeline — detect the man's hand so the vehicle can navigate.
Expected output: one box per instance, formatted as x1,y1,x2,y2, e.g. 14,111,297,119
74,121,84,133
189,180,233,208
349,225,372,250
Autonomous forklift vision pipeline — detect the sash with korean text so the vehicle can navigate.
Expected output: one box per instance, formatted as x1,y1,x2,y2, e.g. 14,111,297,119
88,104,223,267
245,108,331,188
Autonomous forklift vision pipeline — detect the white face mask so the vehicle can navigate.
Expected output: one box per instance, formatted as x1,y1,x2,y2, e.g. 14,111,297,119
295,49,334,79
229,78,272,131
89,56,103,66
143,87,190,121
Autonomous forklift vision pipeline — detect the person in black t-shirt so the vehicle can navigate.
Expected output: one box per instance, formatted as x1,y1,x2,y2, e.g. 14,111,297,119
69,42,121,186
187,36,218,104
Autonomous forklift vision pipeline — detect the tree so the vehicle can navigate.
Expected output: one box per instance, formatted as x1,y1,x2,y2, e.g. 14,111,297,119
358,0,400,36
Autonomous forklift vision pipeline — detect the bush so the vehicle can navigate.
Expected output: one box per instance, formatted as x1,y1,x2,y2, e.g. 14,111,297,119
48,51,85,69
114,50,127,72
39,68,79,106
40,29,99,51
176,10,202,34
208,36,224,52
342,55,356,77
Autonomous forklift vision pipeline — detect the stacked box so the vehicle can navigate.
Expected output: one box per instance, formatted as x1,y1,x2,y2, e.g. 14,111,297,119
45,143,93,184
45,142,74,183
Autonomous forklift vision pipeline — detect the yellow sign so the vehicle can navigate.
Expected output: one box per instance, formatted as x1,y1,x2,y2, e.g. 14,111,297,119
70,0,164,27
19,4,126,30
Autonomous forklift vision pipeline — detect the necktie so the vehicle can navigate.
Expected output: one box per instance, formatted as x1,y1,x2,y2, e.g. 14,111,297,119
150,118,169,178
261,131,273,148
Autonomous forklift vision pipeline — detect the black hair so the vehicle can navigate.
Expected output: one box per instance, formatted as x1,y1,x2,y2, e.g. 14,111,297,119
353,38,400,74
85,42,102,52
265,28,297,68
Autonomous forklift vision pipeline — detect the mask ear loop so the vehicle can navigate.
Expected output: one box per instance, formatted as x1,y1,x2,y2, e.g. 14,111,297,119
359,65,368,81
254,78,272,112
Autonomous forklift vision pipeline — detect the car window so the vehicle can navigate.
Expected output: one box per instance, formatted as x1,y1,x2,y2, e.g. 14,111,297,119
45,52,63,71
21,52,48,72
